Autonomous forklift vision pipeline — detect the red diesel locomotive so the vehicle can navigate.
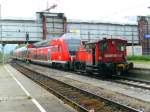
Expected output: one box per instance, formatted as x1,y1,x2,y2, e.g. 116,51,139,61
74,38,133,75
13,33,133,75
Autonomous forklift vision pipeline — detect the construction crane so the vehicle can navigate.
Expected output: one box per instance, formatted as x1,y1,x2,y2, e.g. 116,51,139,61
44,4,57,12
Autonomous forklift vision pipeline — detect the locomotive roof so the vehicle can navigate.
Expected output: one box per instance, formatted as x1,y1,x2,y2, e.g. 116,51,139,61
61,33,80,40
85,38,127,44
33,39,51,47
32,33,81,47
15,46,27,52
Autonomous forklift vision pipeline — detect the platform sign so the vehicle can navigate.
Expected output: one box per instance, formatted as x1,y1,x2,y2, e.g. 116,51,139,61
144,34,150,39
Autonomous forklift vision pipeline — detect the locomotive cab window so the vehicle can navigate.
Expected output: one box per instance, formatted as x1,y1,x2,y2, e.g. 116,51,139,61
85,45,90,52
62,33,81,52
100,42,107,51
85,44,95,52
117,43,125,51
65,39,81,51
64,38,81,55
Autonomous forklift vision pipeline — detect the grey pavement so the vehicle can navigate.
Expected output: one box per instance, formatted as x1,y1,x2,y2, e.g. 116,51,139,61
0,64,76,112
133,62,150,69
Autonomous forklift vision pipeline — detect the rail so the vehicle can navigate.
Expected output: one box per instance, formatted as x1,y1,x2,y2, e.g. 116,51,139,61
112,75,150,90
11,62,140,112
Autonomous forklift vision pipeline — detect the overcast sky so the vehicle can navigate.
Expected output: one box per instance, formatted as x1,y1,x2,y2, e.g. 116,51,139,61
1,0,150,53
1,0,150,22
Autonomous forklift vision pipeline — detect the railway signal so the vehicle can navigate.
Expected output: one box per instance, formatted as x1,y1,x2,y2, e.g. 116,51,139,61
25,32,29,44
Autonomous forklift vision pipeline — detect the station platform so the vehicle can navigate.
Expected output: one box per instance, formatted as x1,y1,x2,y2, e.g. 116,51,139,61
133,61,150,69
0,64,75,112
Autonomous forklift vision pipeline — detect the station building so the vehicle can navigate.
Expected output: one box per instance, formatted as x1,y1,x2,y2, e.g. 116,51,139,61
0,12,142,55
0,12,138,43
138,16,150,55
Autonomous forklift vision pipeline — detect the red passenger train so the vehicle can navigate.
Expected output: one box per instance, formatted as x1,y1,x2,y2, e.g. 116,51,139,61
13,33,133,75
13,33,81,69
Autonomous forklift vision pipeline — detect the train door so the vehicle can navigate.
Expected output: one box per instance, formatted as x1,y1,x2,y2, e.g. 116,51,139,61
47,49,51,60
100,40,107,59
92,48,96,65
85,43,97,66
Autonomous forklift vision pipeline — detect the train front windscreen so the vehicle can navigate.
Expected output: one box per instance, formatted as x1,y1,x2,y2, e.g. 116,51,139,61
65,39,81,55
62,33,81,55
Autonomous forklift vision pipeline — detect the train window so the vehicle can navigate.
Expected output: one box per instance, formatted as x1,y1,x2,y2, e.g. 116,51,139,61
117,43,125,51
59,46,62,52
85,45,91,52
100,42,107,51
65,39,81,51
52,46,58,52
33,40,51,47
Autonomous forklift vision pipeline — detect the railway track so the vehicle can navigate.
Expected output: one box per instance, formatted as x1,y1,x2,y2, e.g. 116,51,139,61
74,69,150,91
112,75,150,90
74,68,150,91
11,62,140,112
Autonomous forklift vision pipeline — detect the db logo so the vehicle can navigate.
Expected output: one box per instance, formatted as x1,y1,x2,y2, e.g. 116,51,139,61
89,108,95,112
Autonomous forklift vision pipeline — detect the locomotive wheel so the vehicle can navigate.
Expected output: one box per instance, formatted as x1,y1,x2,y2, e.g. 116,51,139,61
51,62,56,68
86,70,93,75
73,62,80,71
73,62,77,71
86,66,93,75
63,63,69,71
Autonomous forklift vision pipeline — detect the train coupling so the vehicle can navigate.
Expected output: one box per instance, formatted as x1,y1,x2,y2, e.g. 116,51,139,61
116,63,129,75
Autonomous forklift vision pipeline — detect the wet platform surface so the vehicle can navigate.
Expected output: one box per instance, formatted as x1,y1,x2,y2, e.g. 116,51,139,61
0,64,75,112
